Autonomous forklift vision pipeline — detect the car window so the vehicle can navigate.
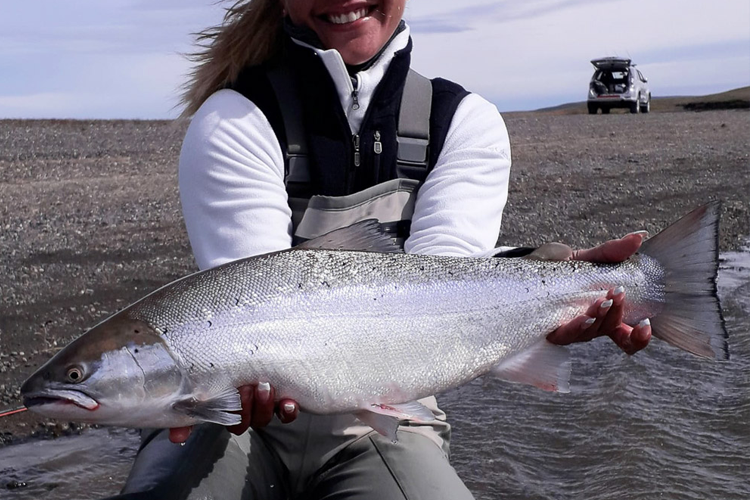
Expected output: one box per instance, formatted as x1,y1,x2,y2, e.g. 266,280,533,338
637,69,646,82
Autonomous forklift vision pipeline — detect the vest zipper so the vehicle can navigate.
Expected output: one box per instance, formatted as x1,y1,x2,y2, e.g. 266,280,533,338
352,134,361,168
373,131,382,154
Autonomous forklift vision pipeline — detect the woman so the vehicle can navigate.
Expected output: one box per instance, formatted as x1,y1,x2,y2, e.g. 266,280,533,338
115,1,651,498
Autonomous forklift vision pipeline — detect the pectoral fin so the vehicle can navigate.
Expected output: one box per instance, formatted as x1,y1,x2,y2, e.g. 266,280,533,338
172,387,243,426
490,340,572,393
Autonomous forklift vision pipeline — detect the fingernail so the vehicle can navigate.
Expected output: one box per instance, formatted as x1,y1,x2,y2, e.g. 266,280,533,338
283,402,296,414
601,299,613,309
638,318,651,328
626,230,649,240
612,286,625,296
257,382,271,403
581,317,596,330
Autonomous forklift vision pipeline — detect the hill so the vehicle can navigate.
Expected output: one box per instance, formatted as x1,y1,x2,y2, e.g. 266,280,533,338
530,86,750,115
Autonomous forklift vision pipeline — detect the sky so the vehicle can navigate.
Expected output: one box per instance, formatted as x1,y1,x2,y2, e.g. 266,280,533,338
0,0,748,119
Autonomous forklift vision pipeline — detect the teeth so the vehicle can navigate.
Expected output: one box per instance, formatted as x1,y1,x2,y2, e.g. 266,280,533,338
328,8,368,25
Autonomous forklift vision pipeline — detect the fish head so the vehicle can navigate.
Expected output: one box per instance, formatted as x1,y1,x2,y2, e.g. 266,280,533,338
21,314,188,427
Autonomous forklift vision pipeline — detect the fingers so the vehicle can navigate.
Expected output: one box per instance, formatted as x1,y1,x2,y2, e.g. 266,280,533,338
169,426,192,444
250,382,275,429
228,383,299,435
572,231,647,263
277,399,299,423
547,286,652,356
609,318,652,355
595,286,625,336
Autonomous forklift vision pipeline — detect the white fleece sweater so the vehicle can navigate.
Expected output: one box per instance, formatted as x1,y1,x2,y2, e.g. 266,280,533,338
179,26,511,271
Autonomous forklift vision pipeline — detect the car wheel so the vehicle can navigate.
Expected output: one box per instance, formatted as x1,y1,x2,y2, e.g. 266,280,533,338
630,95,640,114
588,103,598,114
641,95,651,113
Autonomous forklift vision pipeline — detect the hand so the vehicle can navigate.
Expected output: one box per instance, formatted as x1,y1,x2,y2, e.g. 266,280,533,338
168,383,300,444
537,231,653,354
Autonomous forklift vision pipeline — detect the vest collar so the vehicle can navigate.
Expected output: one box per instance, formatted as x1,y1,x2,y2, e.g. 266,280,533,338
288,23,412,133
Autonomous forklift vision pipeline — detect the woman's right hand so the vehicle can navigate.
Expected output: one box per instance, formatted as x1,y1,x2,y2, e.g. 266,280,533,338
168,383,299,443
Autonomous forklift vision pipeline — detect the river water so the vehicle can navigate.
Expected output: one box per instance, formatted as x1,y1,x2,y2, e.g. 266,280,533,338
1,244,749,500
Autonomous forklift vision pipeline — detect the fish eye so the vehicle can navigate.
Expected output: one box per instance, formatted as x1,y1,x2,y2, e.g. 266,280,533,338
66,366,84,383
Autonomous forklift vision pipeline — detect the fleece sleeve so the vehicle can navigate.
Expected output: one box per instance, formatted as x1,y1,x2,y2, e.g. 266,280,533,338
404,93,512,257
178,89,293,271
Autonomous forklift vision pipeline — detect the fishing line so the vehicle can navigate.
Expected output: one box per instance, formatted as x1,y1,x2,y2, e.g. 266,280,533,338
0,406,27,418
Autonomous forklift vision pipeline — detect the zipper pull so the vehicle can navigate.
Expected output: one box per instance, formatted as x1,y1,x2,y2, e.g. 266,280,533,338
351,76,361,110
353,134,361,167
373,131,382,154
351,89,360,110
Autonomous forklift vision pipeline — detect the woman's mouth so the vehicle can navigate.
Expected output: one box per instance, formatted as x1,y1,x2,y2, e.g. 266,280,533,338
323,6,375,25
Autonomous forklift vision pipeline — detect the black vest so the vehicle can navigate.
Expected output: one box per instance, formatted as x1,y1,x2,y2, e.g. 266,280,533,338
229,37,469,198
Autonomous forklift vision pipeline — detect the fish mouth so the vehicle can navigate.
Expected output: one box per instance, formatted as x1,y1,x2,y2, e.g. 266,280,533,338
23,390,100,411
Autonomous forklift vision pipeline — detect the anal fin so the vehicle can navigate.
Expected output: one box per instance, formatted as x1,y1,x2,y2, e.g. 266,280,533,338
491,340,572,393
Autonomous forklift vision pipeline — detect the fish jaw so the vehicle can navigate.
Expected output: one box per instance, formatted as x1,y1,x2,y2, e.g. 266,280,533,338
24,388,100,412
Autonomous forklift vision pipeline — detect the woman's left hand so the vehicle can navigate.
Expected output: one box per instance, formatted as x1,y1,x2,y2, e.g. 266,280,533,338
537,231,653,354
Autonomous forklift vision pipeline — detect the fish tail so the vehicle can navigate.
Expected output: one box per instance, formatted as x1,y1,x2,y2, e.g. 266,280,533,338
639,202,728,359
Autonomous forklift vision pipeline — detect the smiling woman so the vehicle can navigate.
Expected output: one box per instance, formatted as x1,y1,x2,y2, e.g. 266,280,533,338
107,0,653,498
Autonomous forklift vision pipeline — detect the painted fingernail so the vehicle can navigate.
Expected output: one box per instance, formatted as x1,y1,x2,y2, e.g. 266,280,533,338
612,286,625,296
601,299,613,309
581,317,596,330
638,318,651,328
283,402,296,414
626,230,649,240
257,382,271,403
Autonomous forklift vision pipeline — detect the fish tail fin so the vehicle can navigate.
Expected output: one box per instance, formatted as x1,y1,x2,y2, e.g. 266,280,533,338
639,202,728,359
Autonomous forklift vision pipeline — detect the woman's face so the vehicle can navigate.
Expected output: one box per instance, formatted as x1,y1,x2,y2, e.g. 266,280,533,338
283,0,406,65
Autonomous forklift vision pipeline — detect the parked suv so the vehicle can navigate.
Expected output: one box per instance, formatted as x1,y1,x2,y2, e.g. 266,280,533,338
587,57,651,114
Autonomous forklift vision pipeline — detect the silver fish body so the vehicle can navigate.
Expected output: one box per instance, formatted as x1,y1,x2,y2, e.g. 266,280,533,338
131,249,658,411
21,204,727,434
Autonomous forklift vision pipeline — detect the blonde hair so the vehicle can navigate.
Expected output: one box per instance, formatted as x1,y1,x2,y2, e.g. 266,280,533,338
180,0,284,118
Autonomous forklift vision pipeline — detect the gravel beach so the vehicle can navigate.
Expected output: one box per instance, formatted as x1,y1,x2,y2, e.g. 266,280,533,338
0,109,748,442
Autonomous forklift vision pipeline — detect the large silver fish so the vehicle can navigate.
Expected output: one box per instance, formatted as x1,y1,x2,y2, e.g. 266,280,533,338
21,204,728,438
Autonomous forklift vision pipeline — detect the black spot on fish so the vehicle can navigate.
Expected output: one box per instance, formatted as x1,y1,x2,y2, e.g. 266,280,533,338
207,320,212,328
210,362,214,368
235,298,240,306
134,348,139,354
134,329,140,334
542,279,546,285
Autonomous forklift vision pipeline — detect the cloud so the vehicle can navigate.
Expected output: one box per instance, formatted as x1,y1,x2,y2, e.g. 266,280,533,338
407,0,618,33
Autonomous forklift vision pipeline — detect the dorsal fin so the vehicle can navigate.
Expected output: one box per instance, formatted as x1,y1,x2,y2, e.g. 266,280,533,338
295,220,403,253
